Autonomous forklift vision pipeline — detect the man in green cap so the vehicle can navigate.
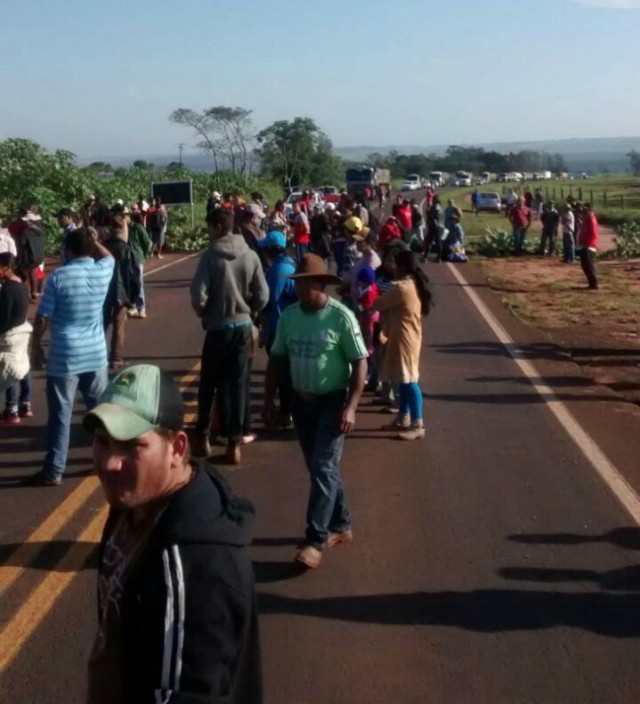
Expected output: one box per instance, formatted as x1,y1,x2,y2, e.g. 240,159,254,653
83,364,262,704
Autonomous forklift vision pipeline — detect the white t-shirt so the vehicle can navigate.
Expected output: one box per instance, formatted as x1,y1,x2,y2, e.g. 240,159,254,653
0,230,17,256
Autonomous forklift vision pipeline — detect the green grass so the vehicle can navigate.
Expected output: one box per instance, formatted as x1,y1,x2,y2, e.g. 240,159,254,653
433,175,640,235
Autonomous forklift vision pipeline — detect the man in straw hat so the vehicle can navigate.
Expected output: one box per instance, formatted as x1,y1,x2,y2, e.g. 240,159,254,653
264,254,368,569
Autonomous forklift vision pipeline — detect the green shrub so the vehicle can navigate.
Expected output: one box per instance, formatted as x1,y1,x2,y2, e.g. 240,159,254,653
467,228,538,257
612,222,640,258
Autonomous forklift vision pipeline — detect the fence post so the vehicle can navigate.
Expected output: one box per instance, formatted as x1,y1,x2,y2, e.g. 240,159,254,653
604,192,607,207
578,187,583,201
560,187,564,200
621,194,625,210
590,190,593,204
553,187,556,200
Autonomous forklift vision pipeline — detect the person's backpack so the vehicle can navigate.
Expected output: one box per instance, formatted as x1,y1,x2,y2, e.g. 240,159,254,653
18,226,45,270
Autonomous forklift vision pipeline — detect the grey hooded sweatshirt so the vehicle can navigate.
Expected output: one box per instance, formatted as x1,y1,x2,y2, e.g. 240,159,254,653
190,234,269,331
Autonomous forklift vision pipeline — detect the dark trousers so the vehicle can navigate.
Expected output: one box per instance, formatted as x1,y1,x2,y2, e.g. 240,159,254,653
266,343,293,416
196,326,252,444
292,390,351,549
579,248,598,289
103,300,127,363
216,358,253,436
539,227,558,255
424,226,442,260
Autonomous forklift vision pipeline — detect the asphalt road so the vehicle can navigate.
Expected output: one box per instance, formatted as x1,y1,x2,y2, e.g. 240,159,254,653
2,233,640,703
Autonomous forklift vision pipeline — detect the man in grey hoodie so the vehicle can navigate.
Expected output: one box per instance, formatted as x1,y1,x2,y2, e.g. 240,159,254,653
190,207,269,464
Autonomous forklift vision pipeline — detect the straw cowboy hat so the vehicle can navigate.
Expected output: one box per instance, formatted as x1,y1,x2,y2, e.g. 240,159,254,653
286,254,342,285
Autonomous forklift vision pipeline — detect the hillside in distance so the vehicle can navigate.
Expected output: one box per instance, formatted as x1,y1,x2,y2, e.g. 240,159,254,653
83,136,640,174
335,136,640,172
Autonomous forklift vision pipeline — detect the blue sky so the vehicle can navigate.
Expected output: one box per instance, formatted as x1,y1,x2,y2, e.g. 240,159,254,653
1,0,639,158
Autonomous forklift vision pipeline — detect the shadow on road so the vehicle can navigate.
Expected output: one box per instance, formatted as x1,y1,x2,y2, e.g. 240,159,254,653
257,588,640,637
499,565,640,591
508,527,640,550
0,540,98,571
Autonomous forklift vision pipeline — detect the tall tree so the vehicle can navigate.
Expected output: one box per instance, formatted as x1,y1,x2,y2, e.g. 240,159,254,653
170,106,254,176
628,150,640,176
256,117,331,187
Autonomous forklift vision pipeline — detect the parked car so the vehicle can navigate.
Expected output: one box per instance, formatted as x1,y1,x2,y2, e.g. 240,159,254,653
284,191,324,219
401,174,422,191
476,192,502,213
321,186,340,204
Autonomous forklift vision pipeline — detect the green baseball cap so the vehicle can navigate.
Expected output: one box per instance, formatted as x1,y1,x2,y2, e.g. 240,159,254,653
83,365,185,441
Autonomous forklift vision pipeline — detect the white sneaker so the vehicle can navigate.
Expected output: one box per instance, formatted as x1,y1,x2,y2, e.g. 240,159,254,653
137,308,147,319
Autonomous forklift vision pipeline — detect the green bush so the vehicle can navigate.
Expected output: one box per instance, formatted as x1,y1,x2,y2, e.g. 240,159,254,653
467,228,538,257
612,222,640,258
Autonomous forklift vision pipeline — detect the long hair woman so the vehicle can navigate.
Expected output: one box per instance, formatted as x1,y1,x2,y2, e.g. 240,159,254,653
373,250,431,440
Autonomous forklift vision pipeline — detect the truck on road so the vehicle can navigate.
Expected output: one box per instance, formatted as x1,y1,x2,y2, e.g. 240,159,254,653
345,166,391,198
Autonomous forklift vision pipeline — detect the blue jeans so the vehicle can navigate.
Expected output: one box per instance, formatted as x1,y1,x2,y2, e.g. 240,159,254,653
513,226,527,254
295,242,309,263
399,382,423,422
563,233,575,263
5,374,32,413
332,240,347,276
292,391,351,549
135,262,145,309
42,369,108,480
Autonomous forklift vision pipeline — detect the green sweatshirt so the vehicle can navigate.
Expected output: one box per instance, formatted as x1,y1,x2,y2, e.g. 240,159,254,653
128,223,152,264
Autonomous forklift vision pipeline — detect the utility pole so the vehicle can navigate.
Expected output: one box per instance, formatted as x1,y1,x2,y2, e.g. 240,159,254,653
178,143,184,167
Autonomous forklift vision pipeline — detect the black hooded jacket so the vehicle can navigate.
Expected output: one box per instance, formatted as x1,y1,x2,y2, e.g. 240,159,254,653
93,460,262,703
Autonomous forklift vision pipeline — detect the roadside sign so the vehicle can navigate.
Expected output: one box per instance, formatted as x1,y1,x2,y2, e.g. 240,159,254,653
151,180,193,206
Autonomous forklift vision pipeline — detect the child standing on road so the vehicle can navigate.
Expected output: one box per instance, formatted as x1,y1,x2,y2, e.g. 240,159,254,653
355,266,380,390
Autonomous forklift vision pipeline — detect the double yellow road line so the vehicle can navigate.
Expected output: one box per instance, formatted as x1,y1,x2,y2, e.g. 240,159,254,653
0,361,201,673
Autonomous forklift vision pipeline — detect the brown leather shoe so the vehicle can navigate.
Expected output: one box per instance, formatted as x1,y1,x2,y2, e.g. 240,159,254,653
295,545,323,569
326,530,353,549
225,444,241,465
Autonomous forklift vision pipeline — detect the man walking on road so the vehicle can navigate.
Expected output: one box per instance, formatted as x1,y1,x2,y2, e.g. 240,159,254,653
191,207,269,465
24,228,114,486
84,364,261,704
264,254,368,569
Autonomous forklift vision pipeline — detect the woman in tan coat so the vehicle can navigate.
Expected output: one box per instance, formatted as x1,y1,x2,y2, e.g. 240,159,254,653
373,250,432,440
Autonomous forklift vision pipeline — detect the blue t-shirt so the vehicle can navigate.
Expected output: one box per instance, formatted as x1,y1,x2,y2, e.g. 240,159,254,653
37,257,115,376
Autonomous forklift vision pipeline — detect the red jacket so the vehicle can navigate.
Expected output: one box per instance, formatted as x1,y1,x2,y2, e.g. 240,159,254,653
578,212,599,250
379,220,402,247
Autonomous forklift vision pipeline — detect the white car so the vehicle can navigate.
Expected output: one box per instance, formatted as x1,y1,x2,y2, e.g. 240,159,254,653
284,191,324,220
456,176,472,187
476,192,502,213
401,176,421,191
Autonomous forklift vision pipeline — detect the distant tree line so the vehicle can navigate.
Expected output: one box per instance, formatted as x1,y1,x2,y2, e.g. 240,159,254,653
365,145,569,177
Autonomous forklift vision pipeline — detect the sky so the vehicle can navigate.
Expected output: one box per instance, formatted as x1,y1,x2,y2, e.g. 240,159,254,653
1,0,640,159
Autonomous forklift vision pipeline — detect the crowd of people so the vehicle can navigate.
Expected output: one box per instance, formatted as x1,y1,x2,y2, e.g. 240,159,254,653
506,192,600,288
0,179,609,702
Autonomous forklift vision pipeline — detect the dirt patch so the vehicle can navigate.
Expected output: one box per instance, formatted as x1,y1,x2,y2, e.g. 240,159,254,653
477,255,640,402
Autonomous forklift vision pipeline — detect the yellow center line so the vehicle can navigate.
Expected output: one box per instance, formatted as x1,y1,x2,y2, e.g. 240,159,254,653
0,504,108,672
0,477,100,597
0,361,201,673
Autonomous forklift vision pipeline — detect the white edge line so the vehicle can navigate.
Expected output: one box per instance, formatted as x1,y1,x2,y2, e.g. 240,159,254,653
446,262,640,526
144,252,199,278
